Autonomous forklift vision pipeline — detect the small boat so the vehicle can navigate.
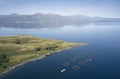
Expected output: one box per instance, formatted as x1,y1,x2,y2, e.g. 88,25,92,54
61,69,66,72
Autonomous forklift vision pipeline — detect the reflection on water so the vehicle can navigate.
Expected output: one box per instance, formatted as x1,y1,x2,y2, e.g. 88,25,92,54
0,22,119,29
0,23,89,29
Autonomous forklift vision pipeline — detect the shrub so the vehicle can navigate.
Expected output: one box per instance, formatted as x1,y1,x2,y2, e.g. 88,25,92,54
45,45,58,51
16,41,21,44
35,48,41,51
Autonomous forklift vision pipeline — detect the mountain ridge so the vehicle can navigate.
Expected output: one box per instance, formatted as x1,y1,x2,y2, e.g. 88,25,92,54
0,13,120,28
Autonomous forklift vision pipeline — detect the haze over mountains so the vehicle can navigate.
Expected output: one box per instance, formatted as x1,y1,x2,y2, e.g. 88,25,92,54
0,13,120,29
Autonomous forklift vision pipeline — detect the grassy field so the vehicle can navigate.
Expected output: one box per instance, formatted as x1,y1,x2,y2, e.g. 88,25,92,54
0,35,82,74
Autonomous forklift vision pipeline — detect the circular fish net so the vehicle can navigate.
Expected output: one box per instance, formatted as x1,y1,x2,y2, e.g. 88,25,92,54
74,56,80,59
79,61,86,65
84,58,89,62
88,54,95,58
77,55,82,58
89,59,92,61
62,62,70,66
72,66,80,70
84,58,93,62
69,58,76,62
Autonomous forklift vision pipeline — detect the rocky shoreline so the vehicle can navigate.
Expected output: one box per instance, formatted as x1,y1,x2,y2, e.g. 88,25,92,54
0,46,79,76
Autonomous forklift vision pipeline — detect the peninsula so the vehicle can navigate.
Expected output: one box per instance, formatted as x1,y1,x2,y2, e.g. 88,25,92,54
0,35,83,75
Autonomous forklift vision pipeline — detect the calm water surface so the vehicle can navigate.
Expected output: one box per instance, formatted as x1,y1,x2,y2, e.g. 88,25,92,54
0,24,120,79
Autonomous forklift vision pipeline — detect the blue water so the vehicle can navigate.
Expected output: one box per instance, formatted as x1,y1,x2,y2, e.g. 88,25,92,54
0,24,120,79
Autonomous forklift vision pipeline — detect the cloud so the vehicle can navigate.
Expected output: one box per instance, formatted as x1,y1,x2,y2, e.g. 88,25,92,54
0,0,22,4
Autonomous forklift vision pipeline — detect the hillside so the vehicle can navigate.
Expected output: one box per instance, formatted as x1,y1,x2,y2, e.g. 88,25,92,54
0,35,82,74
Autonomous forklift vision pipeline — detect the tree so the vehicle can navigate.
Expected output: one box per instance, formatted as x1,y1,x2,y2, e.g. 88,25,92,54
0,53,9,66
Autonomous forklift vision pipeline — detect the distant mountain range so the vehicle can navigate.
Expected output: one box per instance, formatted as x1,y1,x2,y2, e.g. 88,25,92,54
0,13,120,28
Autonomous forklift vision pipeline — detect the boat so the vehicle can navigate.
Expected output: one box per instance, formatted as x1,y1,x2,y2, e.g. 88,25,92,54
60,69,66,72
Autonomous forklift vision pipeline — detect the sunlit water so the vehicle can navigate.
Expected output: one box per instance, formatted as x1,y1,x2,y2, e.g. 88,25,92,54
0,24,120,79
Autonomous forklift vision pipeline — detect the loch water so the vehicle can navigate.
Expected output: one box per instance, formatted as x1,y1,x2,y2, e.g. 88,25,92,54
0,24,120,79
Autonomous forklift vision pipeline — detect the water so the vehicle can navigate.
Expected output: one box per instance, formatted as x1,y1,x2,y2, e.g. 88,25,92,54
0,24,120,79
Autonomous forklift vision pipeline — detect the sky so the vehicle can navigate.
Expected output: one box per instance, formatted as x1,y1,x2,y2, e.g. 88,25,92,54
0,0,120,18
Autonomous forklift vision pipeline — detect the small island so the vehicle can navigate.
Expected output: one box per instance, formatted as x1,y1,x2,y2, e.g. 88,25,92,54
0,35,84,75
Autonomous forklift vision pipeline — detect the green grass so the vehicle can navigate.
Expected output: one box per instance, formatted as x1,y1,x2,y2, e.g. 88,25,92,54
0,35,82,74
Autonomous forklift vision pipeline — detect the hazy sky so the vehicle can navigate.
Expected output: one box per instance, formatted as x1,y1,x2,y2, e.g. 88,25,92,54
0,0,120,18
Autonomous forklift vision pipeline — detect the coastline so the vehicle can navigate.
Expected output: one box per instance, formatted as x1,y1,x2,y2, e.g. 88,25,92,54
0,35,87,77
0,45,80,76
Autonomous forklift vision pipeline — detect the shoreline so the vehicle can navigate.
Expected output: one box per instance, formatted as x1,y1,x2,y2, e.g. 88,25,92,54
0,45,80,76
